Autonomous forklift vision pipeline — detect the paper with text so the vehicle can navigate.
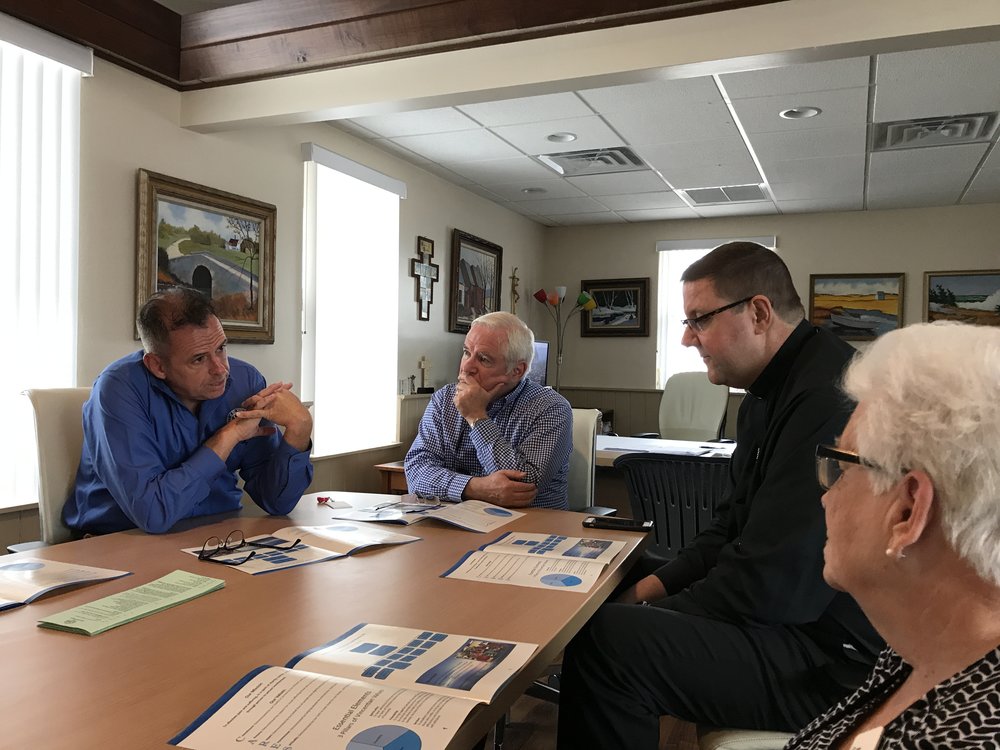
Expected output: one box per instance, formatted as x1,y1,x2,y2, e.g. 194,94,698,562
0,557,129,612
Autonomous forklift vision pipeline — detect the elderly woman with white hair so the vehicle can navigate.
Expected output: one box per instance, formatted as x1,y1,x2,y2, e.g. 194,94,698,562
787,321,1000,748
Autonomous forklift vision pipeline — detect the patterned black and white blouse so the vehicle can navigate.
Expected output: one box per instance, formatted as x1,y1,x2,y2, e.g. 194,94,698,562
786,645,1000,748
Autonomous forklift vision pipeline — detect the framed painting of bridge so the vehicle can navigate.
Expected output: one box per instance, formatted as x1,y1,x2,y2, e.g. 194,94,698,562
135,169,276,343
808,273,904,342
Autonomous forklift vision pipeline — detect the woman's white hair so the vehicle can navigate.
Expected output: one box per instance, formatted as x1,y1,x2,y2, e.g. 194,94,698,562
469,312,535,372
844,321,1000,585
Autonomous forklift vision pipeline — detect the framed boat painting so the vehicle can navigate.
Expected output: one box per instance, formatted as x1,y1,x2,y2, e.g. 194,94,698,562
808,273,904,342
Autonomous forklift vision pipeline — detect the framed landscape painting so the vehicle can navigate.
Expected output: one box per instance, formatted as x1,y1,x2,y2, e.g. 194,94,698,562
136,169,276,343
808,273,904,341
924,270,1000,326
448,229,503,334
580,277,650,337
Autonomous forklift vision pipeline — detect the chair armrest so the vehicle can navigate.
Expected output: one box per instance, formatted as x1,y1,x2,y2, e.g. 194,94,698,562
631,432,660,439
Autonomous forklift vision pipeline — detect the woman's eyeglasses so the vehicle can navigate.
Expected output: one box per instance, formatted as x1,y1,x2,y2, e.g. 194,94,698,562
815,444,879,491
197,530,301,566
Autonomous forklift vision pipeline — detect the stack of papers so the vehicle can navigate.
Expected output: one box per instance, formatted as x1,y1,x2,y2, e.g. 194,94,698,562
181,524,420,575
442,532,627,592
171,623,537,750
37,570,224,635
0,558,129,612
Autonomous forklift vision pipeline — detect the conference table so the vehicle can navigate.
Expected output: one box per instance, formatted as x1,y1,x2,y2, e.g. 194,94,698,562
0,491,648,750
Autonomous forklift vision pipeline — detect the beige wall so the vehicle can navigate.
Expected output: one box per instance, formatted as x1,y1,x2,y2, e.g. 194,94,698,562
540,203,1000,389
78,59,547,391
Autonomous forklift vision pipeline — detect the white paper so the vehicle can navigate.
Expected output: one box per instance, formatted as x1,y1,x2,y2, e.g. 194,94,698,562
482,532,625,565
325,497,524,533
443,549,605,592
0,557,129,610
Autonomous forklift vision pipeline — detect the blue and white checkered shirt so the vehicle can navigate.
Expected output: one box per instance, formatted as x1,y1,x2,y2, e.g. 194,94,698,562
404,378,572,509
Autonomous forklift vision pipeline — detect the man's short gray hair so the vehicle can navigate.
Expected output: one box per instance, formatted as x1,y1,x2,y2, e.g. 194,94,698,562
844,321,1000,585
470,312,535,372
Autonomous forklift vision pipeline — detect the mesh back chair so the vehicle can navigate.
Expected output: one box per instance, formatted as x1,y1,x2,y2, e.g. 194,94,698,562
614,451,794,750
613,452,731,561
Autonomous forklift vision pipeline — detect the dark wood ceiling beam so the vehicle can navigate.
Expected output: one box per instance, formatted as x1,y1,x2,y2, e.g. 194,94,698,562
178,0,786,87
0,0,181,83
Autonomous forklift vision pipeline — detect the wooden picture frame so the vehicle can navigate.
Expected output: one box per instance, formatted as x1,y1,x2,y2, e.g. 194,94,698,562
808,273,905,341
448,229,503,334
580,277,650,337
923,269,1000,326
136,169,276,343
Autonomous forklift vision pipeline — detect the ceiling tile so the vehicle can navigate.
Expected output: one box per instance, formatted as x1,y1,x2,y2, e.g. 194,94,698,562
763,153,865,184
351,107,479,138
481,179,586,201
867,193,956,210
868,143,987,188
874,40,1000,122
442,157,555,184
769,176,863,200
637,138,761,188
720,57,870,99
389,130,522,162
775,197,864,213
490,116,623,155
968,169,1000,191
962,188,1000,204
694,202,777,217
732,87,869,133
750,125,867,162
553,212,627,225
457,93,593,126
566,170,670,195
513,196,610,215
618,207,702,221
597,191,685,210
580,77,739,145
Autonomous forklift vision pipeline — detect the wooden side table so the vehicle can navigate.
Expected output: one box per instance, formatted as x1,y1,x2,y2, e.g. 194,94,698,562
374,460,408,494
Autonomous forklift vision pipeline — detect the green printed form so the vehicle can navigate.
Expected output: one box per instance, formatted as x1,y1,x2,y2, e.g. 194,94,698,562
37,570,224,636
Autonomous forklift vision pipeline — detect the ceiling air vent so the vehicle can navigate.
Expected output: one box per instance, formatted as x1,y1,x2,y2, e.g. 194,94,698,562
873,112,999,151
683,184,766,205
536,146,648,176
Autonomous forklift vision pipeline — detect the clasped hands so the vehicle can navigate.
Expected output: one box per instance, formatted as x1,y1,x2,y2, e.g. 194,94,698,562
216,382,313,454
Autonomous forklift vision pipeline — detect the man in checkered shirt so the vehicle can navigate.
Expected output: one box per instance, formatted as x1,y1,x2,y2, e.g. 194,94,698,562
404,312,572,509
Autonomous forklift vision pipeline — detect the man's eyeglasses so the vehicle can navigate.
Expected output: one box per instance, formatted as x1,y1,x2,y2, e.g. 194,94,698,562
681,296,754,333
815,444,879,491
198,530,301,566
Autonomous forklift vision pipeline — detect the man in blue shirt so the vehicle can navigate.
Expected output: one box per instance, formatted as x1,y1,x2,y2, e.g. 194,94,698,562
64,287,314,535
404,312,571,509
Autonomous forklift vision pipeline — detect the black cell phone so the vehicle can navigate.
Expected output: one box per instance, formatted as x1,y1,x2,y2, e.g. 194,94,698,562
582,516,653,532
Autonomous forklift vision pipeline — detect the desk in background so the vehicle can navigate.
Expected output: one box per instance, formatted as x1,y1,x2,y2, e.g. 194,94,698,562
0,492,646,750
374,459,407,494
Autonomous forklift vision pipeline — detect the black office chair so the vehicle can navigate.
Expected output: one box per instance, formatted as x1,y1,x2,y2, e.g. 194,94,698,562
612,452,731,561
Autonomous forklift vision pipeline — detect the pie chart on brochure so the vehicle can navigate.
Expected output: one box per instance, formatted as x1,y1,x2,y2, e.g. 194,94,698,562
483,507,513,516
540,573,583,587
348,725,421,750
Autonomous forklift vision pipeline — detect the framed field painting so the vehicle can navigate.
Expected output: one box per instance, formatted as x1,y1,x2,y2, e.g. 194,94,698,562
808,273,904,341
580,277,650,337
136,169,276,343
448,229,503,334
924,270,1000,326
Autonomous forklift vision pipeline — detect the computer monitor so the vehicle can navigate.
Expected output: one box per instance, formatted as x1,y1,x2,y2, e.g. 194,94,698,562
526,340,549,386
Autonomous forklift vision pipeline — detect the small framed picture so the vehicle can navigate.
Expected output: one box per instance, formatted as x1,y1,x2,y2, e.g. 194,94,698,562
580,278,650,337
448,229,503,334
808,273,904,341
924,270,1000,326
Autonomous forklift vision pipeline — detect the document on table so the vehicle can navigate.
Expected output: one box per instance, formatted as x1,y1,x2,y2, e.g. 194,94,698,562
442,532,626,592
0,558,130,612
325,497,524,533
180,524,420,575
37,570,223,636
171,622,537,750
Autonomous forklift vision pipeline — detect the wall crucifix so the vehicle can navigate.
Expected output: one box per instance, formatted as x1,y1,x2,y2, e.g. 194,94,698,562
410,236,440,321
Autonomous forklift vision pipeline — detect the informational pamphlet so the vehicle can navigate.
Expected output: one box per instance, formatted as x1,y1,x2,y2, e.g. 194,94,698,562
37,570,223,635
181,524,420,575
170,622,537,750
442,532,626,592
325,497,524,533
0,558,130,612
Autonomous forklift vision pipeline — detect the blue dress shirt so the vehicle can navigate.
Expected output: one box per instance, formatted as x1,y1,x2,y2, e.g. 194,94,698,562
63,351,313,535
403,378,571,509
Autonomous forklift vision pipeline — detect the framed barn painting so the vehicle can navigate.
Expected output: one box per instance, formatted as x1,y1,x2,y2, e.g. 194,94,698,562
808,273,904,342
136,169,276,343
448,229,503,334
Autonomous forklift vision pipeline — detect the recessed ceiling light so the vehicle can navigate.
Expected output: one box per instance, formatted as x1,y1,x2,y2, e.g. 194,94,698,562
521,187,548,194
547,132,578,143
779,106,822,120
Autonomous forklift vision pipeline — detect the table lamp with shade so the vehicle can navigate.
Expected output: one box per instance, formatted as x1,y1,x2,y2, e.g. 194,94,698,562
532,287,596,391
